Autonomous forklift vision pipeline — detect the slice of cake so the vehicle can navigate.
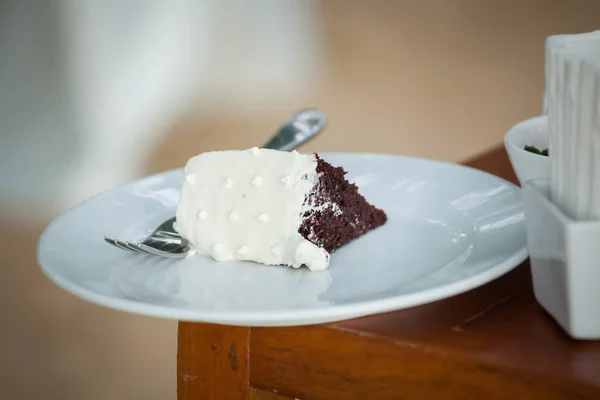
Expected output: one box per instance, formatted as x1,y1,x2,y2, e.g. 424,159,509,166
175,147,387,270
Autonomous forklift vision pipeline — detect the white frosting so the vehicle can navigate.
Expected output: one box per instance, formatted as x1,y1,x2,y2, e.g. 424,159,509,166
257,213,270,222
176,148,330,270
222,178,233,188
252,176,263,187
237,245,251,256
546,31,600,219
185,174,196,184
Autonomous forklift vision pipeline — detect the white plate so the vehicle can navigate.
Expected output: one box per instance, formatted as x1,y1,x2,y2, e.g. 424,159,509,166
37,153,528,326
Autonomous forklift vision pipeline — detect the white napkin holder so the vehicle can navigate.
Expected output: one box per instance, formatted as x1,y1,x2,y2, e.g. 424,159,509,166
522,178,600,340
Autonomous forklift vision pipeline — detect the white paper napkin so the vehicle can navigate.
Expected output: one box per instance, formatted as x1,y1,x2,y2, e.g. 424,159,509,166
546,31,600,220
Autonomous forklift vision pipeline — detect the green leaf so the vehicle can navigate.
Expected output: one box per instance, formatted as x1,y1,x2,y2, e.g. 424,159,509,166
524,145,542,155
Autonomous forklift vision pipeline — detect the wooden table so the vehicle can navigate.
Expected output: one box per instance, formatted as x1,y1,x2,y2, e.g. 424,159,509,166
177,146,600,400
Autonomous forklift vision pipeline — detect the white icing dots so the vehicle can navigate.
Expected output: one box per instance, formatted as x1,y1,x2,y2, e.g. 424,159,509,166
252,176,263,187
250,147,260,156
229,211,239,221
211,243,232,261
271,246,281,256
295,241,330,271
222,177,233,188
238,245,251,255
198,210,207,220
281,176,291,186
185,174,196,184
257,213,270,222
186,249,197,258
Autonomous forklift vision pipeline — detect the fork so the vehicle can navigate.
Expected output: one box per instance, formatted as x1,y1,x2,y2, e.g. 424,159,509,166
104,108,327,258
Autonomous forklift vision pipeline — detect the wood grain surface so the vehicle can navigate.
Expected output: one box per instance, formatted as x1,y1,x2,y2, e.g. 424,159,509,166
249,388,293,400
177,323,249,400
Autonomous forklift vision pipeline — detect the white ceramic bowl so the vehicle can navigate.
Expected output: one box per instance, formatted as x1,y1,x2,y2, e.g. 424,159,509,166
504,115,550,186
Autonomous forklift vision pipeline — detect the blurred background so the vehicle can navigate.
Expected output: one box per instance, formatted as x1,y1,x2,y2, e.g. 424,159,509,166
1,0,599,398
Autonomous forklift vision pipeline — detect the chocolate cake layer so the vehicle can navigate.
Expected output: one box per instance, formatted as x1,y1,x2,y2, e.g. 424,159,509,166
299,155,387,253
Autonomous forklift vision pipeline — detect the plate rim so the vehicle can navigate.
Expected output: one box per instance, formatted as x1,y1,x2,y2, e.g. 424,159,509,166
37,152,528,326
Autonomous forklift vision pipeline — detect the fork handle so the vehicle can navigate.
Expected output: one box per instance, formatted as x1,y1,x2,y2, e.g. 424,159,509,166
262,109,327,151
